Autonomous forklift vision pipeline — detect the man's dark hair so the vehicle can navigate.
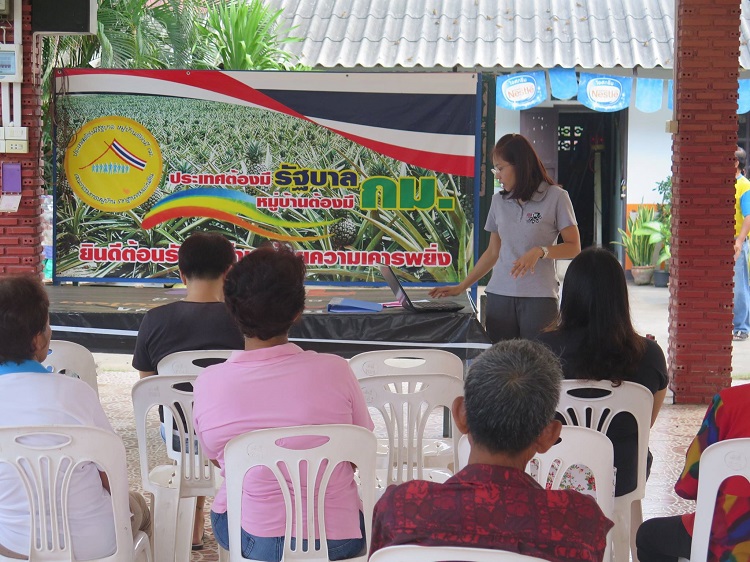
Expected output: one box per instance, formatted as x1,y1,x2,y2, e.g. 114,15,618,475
178,233,236,280
224,244,306,341
736,146,747,175
0,275,49,363
464,339,562,453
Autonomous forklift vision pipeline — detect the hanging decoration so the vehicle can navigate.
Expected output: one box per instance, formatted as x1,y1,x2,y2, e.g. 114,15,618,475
496,71,548,110
634,78,664,113
577,73,633,113
548,67,578,100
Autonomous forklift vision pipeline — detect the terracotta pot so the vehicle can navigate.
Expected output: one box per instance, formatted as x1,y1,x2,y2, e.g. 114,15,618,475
631,265,655,286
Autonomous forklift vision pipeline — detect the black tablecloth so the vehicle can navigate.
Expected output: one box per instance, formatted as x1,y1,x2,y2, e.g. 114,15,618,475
49,285,491,358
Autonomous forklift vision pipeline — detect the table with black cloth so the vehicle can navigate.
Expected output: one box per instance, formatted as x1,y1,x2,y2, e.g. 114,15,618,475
48,284,491,359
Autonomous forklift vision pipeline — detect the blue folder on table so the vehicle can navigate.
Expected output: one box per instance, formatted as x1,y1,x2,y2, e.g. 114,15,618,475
327,298,383,313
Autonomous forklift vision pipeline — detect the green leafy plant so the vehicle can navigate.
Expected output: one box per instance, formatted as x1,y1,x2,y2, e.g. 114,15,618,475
633,176,672,267
634,219,670,265
615,205,658,267
198,0,303,70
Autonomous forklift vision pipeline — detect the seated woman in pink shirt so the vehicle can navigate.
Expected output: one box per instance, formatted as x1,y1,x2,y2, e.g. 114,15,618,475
193,244,374,561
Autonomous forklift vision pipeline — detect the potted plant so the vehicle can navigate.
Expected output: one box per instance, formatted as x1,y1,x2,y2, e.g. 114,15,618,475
615,205,658,285
636,176,672,287
635,218,670,287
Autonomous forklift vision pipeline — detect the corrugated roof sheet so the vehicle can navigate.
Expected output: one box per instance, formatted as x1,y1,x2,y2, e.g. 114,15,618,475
265,0,749,70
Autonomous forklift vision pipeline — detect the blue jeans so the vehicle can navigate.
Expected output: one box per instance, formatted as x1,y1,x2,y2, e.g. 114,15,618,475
734,239,750,333
159,423,198,452
210,510,366,561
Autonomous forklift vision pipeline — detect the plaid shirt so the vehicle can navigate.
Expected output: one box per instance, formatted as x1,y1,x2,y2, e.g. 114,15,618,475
370,463,613,562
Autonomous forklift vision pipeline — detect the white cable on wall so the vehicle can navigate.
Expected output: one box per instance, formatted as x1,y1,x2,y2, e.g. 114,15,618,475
12,0,21,126
12,81,19,126
1,82,9,127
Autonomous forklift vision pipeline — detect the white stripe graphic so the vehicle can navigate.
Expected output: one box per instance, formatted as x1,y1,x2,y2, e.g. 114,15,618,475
60,74,474,159
61,70,478,96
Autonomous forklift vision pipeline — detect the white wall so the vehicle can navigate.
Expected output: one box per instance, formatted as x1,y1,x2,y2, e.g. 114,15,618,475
626,106,673,204
495,108,521,142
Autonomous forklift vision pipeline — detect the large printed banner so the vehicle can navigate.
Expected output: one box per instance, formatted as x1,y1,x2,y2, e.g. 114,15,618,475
54,70,479,283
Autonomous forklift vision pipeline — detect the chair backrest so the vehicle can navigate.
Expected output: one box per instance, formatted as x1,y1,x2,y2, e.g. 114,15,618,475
369,545,548,561
358,374,463,485
348,349,464,380
529,426,615,518
131,374,217,497
456,427,615,518
557,379,653,499
156,349,234,375
690,438,750,562
224,424,377,562
0,425,135,562
43,340,99,396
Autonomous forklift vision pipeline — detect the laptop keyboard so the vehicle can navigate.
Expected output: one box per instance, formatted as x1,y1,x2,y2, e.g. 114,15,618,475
415,301,462,310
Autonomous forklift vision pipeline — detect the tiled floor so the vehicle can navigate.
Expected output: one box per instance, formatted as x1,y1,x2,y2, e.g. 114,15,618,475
98,369,709,562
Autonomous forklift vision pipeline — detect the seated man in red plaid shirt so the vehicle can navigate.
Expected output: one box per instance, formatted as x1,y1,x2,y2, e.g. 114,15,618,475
369,339,613,562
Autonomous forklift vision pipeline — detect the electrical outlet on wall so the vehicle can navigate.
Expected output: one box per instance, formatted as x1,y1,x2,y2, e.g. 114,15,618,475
0,0,10,16
6,139,27,153
4,127,27,140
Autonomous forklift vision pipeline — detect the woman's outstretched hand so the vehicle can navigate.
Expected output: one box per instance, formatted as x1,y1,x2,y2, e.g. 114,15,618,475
429,285,463,298
511,247,543,279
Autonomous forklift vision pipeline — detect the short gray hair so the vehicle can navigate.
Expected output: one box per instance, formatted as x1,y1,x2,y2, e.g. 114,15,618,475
465,339,562,453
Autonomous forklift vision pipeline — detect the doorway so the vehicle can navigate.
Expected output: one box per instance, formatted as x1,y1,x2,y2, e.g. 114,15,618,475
521,108,627,251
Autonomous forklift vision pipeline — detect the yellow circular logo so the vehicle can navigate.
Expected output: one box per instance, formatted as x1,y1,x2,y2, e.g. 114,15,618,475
64,116,163,212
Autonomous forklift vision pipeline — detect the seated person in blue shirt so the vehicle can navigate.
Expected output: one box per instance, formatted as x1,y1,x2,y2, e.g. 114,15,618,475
0,275,151,560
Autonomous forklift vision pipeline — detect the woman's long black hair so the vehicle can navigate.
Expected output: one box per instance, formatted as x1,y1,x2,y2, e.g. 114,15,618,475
547,247,647,382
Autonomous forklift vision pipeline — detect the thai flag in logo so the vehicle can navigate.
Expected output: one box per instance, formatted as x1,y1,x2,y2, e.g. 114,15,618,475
110,139,147,170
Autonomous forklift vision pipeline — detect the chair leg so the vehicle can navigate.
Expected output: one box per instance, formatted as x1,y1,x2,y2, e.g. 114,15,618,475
630,499,643,562
176,496,197,562
612,496,632,562
151,485,181,562
133,531,153,562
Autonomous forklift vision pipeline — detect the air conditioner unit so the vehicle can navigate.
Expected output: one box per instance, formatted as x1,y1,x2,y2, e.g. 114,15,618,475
31,0,97,35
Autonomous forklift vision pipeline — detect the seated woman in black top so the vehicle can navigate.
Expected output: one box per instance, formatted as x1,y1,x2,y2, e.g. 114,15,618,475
537,247,668,497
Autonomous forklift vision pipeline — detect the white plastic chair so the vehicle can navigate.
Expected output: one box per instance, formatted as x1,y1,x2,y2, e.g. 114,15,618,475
132,375,218,562
43,340,99,396
156,349,234,375
456,427,615,517
350,350,464,472
348,349,464,380
223,424,377,562
0,425,151,562
687,438,750,562
557,380,654,562
369,544,548,561
358,374,463,487
156,349,233,463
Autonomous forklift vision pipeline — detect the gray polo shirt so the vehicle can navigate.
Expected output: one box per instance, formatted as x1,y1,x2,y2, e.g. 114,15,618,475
484,182,577,299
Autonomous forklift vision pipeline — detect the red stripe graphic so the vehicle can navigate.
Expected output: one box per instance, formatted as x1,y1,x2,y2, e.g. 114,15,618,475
62,69,474,176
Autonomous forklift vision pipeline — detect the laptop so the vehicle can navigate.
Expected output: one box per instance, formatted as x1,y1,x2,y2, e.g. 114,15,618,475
378,265,464,313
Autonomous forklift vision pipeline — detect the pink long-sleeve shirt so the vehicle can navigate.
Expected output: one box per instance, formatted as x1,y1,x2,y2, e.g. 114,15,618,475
193,343,374,539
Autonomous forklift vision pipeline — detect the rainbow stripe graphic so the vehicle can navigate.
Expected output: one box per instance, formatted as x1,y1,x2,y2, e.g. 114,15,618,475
142,188,333,242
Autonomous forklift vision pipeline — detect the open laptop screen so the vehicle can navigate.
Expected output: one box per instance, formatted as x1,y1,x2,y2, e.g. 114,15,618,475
378,265,414,308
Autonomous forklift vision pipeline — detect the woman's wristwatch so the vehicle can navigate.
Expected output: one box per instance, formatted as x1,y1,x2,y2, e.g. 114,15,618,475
538,246,549,259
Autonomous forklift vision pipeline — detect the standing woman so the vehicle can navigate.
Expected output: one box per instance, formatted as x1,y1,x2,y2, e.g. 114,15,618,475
430,133,581,342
